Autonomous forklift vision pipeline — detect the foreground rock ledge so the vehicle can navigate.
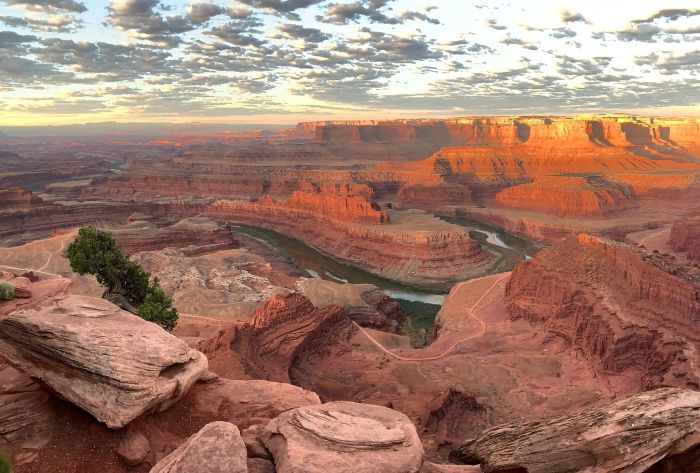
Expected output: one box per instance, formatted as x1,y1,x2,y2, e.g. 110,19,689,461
262,401,424,473
0,295,208,428
454,388,700,473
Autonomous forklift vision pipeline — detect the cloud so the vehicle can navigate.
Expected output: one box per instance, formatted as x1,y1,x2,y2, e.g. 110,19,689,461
237,0,325,14
275,23,330,43
633,9,700,24
501,37,538,50
0,14,82,32
107,0,193,46
186,3,252,24
3,0,86,13
560,11,587,23
616,23,662,42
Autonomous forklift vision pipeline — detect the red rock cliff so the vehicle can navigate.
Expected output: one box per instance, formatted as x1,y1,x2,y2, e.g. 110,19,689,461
671,218,700,261
506,234,700,391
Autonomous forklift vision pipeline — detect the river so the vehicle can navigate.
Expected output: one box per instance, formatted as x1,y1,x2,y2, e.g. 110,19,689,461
230,220,541,306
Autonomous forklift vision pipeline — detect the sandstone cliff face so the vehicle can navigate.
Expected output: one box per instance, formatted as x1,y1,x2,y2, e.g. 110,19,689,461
232,293,349,383
506,234,699,391
671,218,700,261
359,115,700,215
203,193,493,288
493,176,636,217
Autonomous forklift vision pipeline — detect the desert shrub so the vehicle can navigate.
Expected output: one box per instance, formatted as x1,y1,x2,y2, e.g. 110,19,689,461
0,452,10,473
138,279,178,332
0,282,15,301
66,226,178,331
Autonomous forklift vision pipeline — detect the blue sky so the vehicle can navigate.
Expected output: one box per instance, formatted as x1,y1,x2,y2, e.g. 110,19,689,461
0,0,699,125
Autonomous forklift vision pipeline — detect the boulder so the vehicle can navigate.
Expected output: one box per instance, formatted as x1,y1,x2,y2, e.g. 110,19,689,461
242,423,273,460
150,421,246,473
189,378,321,429
0,295,208,428
453,388,700,473
116,426,151,466
262,401,424,473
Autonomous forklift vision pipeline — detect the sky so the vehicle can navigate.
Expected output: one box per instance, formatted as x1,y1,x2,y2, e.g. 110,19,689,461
0,0,699,125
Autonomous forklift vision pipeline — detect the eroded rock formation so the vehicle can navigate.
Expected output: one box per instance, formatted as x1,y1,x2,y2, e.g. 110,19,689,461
232,293,349,382
671,217,700,261
262,401,424,473
454,388,700,473
506,234,700,391
0,295,208,428
204,194,493,288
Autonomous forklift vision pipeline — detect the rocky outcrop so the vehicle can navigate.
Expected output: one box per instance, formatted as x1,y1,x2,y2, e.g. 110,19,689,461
505,234,700,391
232,293,349,382
0,295,208,428
0,364,54,466
106,218,237,255
262,401,424,473
454,388,700,473
420,388,487,452
150,421,246,473
494,176,636,217
671,217,700,261
0,188,46,210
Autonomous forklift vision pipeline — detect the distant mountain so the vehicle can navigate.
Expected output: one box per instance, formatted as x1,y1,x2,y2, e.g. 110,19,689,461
0,122,288,141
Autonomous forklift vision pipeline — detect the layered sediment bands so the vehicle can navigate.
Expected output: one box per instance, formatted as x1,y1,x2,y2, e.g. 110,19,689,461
506,234,700,390
671,218,700,261
454,388,700,473
494,176,636,217
284,191,389,224
203,193,494,288
106,218,237,255
420,388,487,451
0,188,46,210
360,115,700,212
231,293,348,383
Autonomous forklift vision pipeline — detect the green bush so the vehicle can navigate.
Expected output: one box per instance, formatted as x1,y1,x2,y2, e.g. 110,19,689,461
139,278,178,332
66,226,178,331
0,282,15,301
0,451,11,473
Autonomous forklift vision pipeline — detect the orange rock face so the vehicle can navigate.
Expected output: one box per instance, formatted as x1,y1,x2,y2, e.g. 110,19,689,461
493,176,636,217
361,115,700,219
671,218,700,261
284,190,389,224
506,234,699,392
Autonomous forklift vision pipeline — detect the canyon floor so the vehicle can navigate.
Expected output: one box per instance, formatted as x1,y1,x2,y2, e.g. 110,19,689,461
1,114,699,472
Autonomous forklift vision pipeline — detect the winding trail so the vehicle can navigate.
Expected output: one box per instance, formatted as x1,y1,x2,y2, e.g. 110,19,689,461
354,273,509,362
638,228,669,247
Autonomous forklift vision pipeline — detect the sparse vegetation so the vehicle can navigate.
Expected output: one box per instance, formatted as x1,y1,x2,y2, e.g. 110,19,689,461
0,452,10,473
66,226,178,331
397,299,441,348
0,282,15,301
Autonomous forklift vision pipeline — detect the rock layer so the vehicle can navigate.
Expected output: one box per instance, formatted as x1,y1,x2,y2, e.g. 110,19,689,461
506,234,700,391
671,217,700,261
232,293,348,383
454,388,700,473
0,295,208,428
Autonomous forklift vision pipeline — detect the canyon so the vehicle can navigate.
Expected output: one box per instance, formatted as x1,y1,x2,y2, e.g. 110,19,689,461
1,114,699,472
